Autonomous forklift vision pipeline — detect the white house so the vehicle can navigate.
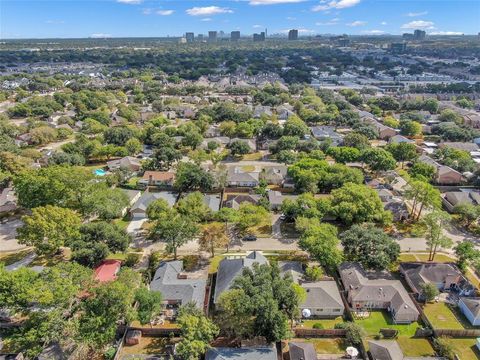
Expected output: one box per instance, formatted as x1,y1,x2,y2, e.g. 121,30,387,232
459,297,480,326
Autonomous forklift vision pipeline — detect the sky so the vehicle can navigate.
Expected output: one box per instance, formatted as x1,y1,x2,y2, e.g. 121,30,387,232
1,0,479,39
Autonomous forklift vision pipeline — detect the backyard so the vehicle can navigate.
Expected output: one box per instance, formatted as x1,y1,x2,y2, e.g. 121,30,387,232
443,338,480,360
119,337,177,358
298,317,344,329
297,338,347,354
423,302,473,330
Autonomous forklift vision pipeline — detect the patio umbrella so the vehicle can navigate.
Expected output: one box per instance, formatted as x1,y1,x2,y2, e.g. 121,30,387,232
301,308,311,318
346,347,359,358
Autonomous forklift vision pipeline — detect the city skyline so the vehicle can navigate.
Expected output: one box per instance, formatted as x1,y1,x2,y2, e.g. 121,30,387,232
1,0,479,39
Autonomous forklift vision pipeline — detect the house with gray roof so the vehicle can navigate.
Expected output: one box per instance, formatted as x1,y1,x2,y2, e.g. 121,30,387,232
339,262,419,324
439,142,479,152
418,155,463,185
310,126,344,146
288,342,317,360
205,346,277,360
301,281,345,318
368,340,443,360
214,251,268,304
389,135,415,144
150,261,206,309
400,262,475,299
459,297,480,326
106,156,141,172
203,194,221,212
130,191,176,219
227,167,259,187
224,194,261,209
442,190,480,212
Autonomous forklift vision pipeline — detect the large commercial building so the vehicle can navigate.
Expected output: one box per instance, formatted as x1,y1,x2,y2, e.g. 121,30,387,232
231,31,240,41
288,29,298,40
208,31,217,42
185,32,194,43
253,32,265,42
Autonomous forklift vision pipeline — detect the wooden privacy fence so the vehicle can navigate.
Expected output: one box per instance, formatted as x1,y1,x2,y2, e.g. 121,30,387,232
294,328,347,338
434,328,480,338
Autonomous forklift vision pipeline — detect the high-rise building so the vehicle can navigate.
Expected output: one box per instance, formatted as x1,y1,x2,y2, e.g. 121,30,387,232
288,29,298,40
253,32,265,42
208,31,217,42
413,29,426,40
197,34,204,41
231,31,240,41
390,42,407,53
185,32,195,43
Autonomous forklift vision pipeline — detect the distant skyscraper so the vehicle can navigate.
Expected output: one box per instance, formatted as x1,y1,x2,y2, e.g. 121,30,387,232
197,34,204,41
185,32,194,43
288,29,298,40
413,29,426,40
208,31,217,42
231,31,240,41
253,32,265,42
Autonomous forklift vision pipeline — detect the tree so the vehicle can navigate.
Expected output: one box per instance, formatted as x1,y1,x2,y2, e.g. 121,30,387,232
421,210,453,261
228,140,251,156
335,322,364,347
454,242,480,272
420,283,439,302
235,203,271,234
80,184,130,220
305,266,323,281
103,126,135,146
404,179,441,221
298,222,342,272
327,146,360,164
343,132,370,149
17,205,81,255
79,221,131,252
330,183,392,225
174,162,214,193
283,115,309,137
135,287,163,325
360,148,396,173
149,209,198,260
199,222,229,257
400,120,422,137
176,191,212,222
125,138,142,155
409,161,436,182
453,203,480,228
340,224,400,270
281,193,330,221
216,289,254,338
146,198,171,220
386,142,417,168
383,116,399,129
176,306,219,360
144,146,182,171
433,337,455,360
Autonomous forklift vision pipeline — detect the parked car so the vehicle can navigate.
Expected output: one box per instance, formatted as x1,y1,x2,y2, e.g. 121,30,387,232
243,234,257,241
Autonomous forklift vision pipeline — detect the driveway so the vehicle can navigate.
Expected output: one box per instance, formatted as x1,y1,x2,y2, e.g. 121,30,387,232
126,218,147,235
0,219,27,252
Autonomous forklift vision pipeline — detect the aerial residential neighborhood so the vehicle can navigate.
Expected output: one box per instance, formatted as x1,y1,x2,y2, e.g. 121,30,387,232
1,1,480,359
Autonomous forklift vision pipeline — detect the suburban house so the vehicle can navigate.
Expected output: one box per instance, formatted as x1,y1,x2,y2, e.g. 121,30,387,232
439,142,479,152
399,262,475,299
253,105,273,118
259,166,287,186
226,167,259,187
389,135,415,144
224,194,261,209
442,190,480,213
459,297,480,326
310,126,344,146
288,342,317,360
214,251,268,304
203,194,222,212
120,189,141,216
138,171,175,187
368,340,403,360
130,192,176,219
418,155,463,185
150,261,207,309
229,138,257,153
200,136,230,151
300,281,345,318
366,120,397,140
339,262,419,324
205,346,277,360
267,190,284,211
94,260,121,283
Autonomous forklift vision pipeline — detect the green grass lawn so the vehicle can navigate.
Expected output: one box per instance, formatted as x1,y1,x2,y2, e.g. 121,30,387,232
443,338,480,360
355,311,421,337
414,253,455,263
397,337,435,357
299,317,344,329
398,253,418,262
113,215,131,230
242,152,263,161
423,302,472,330
299,338,347,354
209,255,225,274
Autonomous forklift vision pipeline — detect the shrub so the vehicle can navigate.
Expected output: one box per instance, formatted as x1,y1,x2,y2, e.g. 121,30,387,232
183,255,200,271
312,323,324,329
124,253,141,267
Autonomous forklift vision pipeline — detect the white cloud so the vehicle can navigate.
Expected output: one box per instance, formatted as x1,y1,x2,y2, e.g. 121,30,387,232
312,0,361,12
401,20,434,29
316,18,339,25
286,16,297,20
186,6,233,16
142,8,152,15
156,10,174,16
362,29,386,35
250,0,305,4
253,24,264,28
117,0,142,4
90,33,112,38
380,21,387,25
407,11,428,17
201,18,212,22
429,31,463,35
347,20,367,27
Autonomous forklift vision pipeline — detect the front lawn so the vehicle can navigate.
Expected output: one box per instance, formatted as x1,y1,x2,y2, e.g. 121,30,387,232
423,302,472,330
242,152,263,161
299,317,344,329
355,311,420,337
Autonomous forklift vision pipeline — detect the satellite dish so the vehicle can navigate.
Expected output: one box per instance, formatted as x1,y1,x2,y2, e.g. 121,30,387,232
302,308,311,318
346,347,359,358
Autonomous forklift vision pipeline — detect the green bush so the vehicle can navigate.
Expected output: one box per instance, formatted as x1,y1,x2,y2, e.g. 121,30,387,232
183,255,200,271
312,323,324,329
124,253,141,267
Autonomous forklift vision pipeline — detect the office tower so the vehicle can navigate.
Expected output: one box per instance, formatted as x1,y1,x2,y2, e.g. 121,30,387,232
413,29,426,40
197,34,204,41
208,31,217,42
288,29,298,40
253,32,265,42
185,32,194,43
231,31,240,41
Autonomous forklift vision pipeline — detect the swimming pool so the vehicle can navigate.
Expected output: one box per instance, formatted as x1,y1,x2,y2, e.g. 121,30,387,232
94,169,107,176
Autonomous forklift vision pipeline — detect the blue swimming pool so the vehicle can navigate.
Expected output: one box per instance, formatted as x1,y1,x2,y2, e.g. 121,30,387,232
94,169,107,176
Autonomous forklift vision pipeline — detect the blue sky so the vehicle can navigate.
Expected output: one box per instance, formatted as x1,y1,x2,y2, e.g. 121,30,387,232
1,0,479,39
